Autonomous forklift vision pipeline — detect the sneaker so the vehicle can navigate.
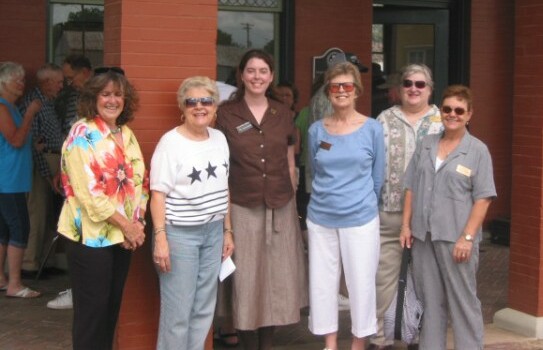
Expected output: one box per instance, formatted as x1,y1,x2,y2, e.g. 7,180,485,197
338,293,350,311
47,289,72,310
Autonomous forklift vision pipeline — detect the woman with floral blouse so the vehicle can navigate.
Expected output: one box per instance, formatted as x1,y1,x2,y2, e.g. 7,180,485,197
57,67,149,350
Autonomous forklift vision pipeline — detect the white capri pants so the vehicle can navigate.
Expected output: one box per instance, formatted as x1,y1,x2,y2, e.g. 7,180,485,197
307,216,380,338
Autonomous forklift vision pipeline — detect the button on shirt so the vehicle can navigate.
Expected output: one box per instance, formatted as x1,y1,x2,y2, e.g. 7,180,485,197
20,87,64,178
404,132,497,243
216,98,296,208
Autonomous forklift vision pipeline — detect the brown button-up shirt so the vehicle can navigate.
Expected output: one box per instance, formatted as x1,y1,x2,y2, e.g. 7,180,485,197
216,98,296,208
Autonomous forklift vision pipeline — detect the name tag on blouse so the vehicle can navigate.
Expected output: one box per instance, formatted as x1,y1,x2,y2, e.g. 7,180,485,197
319,141,332,150
236,122,253,134
456,164,472,177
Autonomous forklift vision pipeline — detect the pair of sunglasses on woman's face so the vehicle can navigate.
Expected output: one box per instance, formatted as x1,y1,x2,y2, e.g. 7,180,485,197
94,66,125,76
184,97,215,108
402,79,427,89
441,105,467,116
328,82,355,93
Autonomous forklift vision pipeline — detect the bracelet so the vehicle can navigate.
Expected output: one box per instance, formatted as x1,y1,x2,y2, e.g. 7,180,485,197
154,227,166,235
223,228,234,235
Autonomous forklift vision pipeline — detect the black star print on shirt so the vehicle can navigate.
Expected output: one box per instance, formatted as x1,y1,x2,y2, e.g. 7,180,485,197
206,162,217,179
223,161,229,176
188,167,201,184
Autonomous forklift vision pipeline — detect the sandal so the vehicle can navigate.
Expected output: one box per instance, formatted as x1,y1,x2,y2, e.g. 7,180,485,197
215,328,239,348
6,287,41,298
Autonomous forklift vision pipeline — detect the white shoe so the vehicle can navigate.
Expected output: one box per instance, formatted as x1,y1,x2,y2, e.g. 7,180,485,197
338,293,350,311
47,289,73,309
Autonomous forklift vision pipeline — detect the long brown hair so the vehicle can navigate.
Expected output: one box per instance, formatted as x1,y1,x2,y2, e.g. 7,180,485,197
229,49,278,103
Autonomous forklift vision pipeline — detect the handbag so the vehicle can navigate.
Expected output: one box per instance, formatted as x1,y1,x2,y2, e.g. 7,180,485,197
383,247,424,344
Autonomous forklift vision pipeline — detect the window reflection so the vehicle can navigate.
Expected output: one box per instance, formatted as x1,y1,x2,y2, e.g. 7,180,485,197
50,3,104,67
217,11,275,82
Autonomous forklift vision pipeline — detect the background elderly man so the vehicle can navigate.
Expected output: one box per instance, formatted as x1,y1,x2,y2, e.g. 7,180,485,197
19,63,64,277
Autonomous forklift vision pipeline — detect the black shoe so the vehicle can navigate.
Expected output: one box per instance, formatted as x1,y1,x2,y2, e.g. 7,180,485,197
20,270,39,279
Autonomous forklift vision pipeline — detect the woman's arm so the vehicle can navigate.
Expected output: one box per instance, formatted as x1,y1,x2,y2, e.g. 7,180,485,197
400,189,414,248
222,192,234,260
0,100,41,148
453,198,492,263
150,190,171,272
288,144,297,192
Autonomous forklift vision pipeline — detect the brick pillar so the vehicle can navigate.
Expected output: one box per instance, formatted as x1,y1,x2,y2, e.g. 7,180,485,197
102,1,218,349
493,0,543,338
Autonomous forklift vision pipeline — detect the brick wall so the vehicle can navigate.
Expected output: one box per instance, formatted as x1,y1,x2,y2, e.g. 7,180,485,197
508,1,543,316
0,0,46,86
469,0,514,223
294,0,373,114
104,1,218,348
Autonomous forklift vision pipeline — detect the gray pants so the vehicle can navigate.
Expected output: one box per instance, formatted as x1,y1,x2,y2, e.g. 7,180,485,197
412,233,483,350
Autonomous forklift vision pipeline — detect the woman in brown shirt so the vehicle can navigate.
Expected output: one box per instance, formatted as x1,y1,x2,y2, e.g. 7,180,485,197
216,49,307,350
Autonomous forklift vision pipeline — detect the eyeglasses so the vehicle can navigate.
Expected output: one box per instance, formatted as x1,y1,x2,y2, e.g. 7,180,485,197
94,66,125,76
184,97,215,108
441,106,466,115
402,79,427,89
328,82,355,93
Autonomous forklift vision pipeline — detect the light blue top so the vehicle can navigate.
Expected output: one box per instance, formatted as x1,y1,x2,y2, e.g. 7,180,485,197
307,117,385,228
0,97,32,193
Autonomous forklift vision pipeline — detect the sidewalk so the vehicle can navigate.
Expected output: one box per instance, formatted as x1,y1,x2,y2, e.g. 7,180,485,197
2,238,543,349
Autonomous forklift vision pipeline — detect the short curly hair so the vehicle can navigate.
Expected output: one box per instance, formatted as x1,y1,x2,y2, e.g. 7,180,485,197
177,76,219,111
78,70,139,126
0,61,24,95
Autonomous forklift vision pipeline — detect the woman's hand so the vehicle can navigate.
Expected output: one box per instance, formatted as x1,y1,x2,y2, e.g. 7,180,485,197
222,231,235,260
153,232,171,272
121,221,145,251
400,225,413,248
453,236,473,263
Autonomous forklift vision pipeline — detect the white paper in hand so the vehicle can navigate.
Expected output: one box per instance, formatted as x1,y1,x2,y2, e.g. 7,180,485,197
219,256,236,282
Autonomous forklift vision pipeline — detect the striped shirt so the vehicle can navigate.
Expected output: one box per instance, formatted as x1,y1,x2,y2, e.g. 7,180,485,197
150,127,230,226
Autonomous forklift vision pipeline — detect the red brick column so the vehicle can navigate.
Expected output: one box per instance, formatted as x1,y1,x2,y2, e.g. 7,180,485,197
102,1,218,349
494,0,543,337
509,1,543,316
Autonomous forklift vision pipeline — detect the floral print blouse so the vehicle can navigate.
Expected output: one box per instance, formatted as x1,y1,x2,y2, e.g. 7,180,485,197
57,117,149,247
377,104,443,212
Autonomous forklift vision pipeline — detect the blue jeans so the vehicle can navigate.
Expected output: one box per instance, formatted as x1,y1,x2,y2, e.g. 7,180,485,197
157,220,223,350
0,193,30,248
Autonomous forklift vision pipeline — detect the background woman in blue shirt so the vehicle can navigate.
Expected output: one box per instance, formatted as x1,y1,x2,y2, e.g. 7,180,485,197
307,61,385,350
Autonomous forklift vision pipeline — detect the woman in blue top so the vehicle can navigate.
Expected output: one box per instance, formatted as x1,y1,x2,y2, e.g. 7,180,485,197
307,61,385,350
0,61,42,298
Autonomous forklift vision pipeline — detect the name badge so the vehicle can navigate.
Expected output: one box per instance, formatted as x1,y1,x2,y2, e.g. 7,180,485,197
236,122,253,134
319,141,332,150
456,164,472,177
430,115,441,123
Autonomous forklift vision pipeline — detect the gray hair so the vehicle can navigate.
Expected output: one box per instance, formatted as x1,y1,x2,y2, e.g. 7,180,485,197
400,63,434,89
0,61,24,95
177,76,219,109
36,63,63,82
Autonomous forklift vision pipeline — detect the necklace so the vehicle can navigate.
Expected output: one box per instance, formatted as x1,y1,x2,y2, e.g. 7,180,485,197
110,127,122,134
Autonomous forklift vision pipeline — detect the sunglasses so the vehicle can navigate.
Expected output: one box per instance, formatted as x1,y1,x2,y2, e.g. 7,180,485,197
94,66,125,76
184,97,215,108
328,82,355,93
402,79,427,89
441,105,467,115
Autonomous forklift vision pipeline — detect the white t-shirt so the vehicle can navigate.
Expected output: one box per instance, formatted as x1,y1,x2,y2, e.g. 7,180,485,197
150,127,230,226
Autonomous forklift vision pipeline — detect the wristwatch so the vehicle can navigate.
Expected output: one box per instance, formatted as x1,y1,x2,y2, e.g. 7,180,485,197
137,217,147,226
464,233,474,242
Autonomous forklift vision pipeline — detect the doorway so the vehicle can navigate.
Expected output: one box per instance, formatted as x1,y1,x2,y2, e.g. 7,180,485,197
373,8,449,108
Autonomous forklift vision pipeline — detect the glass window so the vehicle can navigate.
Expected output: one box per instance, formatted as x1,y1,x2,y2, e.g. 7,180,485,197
49,1,104,68
217,1,282,83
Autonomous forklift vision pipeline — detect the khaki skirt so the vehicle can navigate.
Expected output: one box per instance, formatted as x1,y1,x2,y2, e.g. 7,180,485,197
227,198,308,330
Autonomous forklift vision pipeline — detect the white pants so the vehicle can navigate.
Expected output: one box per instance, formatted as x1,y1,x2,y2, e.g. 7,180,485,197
307,216,380,338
